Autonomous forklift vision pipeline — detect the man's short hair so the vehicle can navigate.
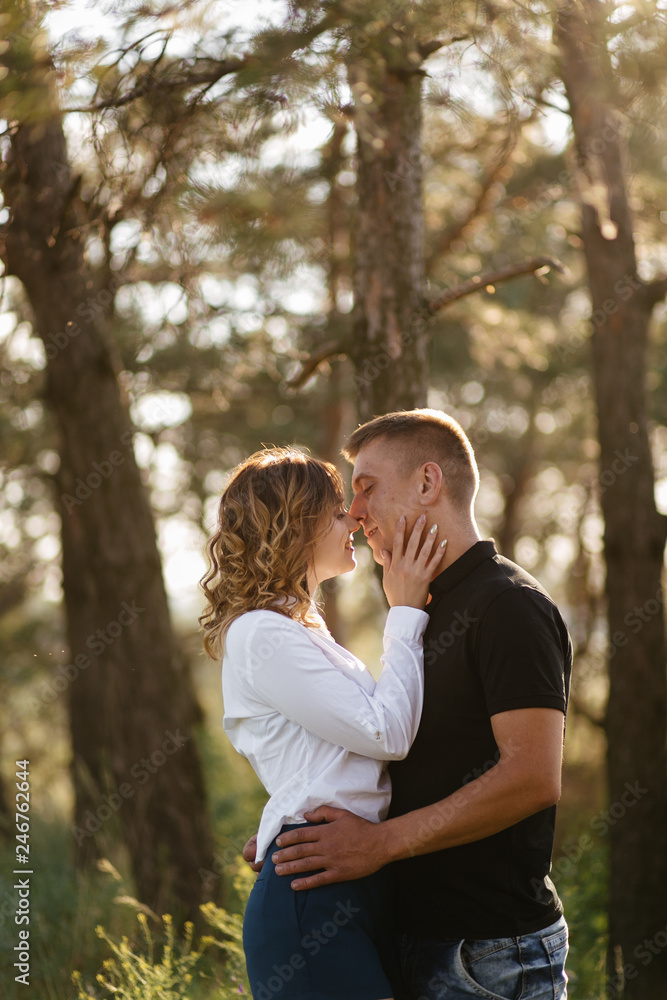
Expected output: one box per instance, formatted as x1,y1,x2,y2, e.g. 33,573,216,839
342,408,479,511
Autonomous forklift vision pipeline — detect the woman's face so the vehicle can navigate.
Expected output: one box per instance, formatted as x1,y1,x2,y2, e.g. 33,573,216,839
309,505,360,590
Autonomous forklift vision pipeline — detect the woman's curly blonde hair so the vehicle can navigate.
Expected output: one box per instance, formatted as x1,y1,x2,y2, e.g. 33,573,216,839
199,446,346,658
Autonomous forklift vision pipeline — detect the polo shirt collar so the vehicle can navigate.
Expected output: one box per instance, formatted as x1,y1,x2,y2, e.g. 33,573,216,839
429,539,498,597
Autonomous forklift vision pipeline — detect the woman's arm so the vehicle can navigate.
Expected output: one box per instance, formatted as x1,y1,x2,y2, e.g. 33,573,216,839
237,605,428,761
230,514,446,761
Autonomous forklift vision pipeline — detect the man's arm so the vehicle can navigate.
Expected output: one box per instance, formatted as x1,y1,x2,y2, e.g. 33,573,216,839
271,706,564,889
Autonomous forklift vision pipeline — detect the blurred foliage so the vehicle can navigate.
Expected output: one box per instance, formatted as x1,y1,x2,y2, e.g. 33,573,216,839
554,836,609,999
70,861,253,999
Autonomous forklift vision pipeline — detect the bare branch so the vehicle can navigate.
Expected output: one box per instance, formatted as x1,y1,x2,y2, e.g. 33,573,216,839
66,57,248,114
426,128,519,273
418,35,470,59
66,7,342,116
568,691,605,729
285,339,348,389
427,256,565,313
643,275,667,309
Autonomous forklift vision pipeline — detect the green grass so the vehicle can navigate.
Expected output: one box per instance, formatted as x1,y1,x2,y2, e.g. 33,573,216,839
0,816,137,1000
553,833,609,999
70,863,254,1000
0,698,265,999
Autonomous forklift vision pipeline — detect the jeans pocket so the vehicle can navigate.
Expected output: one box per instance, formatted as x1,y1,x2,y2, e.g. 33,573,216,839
457,938,521,1000
541,921,569,998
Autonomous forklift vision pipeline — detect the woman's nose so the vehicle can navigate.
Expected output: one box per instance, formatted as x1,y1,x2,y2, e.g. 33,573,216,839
346,513,361,531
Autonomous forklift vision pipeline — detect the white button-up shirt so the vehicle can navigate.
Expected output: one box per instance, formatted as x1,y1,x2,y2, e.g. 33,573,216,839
222,604,429,861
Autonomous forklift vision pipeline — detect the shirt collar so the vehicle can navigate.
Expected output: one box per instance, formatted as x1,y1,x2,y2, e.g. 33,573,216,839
429,539,498,598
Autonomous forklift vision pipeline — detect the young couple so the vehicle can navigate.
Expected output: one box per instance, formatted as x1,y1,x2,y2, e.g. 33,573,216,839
200,408,572,1000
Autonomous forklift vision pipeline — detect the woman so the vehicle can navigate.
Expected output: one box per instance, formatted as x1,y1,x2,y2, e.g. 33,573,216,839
200,446,446,1000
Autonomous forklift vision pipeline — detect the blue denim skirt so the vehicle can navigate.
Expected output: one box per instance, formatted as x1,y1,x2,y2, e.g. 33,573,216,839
243,823,400,1000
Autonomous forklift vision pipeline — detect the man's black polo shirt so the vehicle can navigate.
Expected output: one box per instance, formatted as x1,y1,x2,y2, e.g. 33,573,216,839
388,539,572,939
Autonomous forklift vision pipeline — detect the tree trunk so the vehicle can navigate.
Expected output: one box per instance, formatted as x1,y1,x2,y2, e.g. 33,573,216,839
555,3,667,995
1,16,219,924
347,20,429,419
319,121,353,644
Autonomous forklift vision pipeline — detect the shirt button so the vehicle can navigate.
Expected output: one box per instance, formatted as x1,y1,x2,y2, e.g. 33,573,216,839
375,731,381,740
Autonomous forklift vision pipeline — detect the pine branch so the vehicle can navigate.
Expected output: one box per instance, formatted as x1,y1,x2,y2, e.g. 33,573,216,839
285,339,348,389
427,256,565,313
418,34,471,59
67,58,248,114
66,8,342,116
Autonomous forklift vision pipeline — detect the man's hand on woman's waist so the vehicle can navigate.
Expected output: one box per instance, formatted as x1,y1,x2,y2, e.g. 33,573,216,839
270,806,393,889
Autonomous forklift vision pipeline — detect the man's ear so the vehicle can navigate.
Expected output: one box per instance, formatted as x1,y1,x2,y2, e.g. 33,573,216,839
418,462,443,503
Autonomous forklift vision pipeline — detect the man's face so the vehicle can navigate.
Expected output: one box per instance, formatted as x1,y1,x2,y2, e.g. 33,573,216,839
348,439,421,562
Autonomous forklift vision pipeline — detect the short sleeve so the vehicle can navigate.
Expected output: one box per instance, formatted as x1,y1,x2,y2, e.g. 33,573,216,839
475,587,569,717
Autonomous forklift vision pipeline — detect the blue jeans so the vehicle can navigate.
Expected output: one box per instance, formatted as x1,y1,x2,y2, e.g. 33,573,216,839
398,915,569,1000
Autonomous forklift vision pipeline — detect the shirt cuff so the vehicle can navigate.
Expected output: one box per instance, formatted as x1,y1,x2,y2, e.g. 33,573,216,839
384,605,430,642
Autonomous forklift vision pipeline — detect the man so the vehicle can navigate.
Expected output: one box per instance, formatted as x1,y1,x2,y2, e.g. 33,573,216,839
246,408,572,1000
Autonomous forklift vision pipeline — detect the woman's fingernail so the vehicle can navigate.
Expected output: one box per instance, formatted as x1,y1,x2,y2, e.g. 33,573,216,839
430,524,438,535
440,539,448,548
399,515,406,523
418,514,426,523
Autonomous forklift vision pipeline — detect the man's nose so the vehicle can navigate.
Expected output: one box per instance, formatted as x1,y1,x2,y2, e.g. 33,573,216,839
348,495,365,520
345,513,361,532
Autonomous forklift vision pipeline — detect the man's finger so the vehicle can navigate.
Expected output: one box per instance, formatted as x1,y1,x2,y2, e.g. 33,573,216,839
275,825,322,849
290,870,339,891
272,841,319,864
275,854,325,876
